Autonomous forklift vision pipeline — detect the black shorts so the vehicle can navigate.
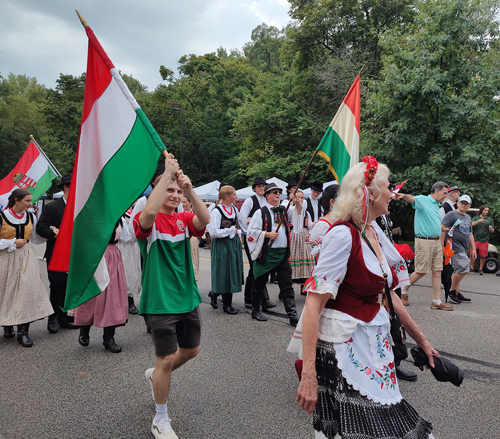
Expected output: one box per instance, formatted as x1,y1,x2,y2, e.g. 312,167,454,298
149,307,202,357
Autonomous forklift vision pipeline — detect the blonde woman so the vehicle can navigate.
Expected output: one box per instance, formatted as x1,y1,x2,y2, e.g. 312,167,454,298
293,157,438,439
207,186,243,314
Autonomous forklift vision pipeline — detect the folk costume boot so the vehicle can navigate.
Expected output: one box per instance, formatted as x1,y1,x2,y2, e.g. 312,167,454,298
3,326,15,339
16,323,33,347
47,313,59,334
78,326,91,347
103,326,122,353
128,296,138,314
283,297,299,327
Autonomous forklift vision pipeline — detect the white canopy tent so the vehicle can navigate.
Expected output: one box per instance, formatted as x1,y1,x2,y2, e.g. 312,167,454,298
193,180,221,202
236,177,288,201
302,180,338,198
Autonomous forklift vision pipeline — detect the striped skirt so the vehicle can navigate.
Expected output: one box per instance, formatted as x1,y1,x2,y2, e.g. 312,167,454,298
290,228,315,280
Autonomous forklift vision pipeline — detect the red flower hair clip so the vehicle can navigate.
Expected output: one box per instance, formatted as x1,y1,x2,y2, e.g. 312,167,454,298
362,155,379,186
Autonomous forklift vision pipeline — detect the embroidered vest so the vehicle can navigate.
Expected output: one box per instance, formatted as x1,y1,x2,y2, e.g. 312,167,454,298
0,211,34,241
256,206,290,264
215,206,237,229
325,221,399,322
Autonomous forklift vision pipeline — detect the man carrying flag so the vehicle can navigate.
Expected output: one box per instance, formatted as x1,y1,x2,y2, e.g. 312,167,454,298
137,156,210,439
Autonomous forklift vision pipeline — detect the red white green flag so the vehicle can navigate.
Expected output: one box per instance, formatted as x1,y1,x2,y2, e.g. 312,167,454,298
49,21,163,311
316,75,361,183
0,140,59,210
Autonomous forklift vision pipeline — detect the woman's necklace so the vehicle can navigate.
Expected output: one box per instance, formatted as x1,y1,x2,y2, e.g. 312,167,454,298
222,203,233,216
8,208,25,220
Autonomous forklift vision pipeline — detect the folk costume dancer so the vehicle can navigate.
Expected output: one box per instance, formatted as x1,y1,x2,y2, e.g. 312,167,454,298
281,179,298,209
36,174,78,333
118,204,142,314
293,157,437,439
288,190,315,291
136,155,209,439
207,185,243,315
75,220,128,353
247,183,299,326
238,176,275,310
1,189,53,347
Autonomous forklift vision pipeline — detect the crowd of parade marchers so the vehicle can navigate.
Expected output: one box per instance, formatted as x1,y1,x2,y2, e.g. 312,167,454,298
1,153,491,439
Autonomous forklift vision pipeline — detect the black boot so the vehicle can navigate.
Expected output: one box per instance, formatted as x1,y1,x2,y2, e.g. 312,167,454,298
17,323,33,347
59,313,78,329
128,296,138,314
78,326,90,347
283,297,299,327
208,291,219,309
396,365,418,382
103,326,122,353
47,313,59,334
3,326,15,339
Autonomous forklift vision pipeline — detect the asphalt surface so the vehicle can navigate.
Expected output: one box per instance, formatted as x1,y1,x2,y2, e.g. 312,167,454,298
0,246,499,439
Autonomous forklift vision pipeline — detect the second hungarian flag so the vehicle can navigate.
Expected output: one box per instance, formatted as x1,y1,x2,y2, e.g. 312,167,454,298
49,21,163,310
316,75,360,183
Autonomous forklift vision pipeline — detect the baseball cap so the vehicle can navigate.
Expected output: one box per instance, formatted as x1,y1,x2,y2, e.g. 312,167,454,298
458,195,471,204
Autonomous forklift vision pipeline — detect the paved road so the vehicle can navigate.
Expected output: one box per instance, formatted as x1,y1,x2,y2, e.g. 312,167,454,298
1,246,499,438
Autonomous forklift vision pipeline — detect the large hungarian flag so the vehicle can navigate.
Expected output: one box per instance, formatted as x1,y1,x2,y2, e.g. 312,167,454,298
49,21,163,311
0,140,58,210
316,75,360,183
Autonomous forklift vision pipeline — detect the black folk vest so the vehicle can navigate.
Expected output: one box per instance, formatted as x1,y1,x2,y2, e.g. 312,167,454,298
256,206,290,264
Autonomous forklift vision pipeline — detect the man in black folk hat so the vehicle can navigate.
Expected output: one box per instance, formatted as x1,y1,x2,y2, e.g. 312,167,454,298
37,174,78,333
246,183,298,326
304,180,324,226
238,177,275,310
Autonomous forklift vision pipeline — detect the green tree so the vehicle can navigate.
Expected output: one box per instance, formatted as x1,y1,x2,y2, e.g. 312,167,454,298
364,0,500,233
243,23,286,72
0,73,47,178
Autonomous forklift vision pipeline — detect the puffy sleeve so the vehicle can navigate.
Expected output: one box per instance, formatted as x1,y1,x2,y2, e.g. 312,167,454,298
304,225,352,298
207,207,235,238
372,221,410,286
247,209,265,261
309,220,329,257
0,237,17,252
290,203,305,233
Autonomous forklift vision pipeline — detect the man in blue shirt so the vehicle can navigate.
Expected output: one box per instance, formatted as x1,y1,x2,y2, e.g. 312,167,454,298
395,182,453,310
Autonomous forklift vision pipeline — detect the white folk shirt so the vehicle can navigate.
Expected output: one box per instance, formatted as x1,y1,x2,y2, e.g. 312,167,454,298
238,193,267,235
247,202,288,260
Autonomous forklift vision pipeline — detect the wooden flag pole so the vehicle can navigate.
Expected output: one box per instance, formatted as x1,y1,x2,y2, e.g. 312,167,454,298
271,66,364,241
75,10,170,163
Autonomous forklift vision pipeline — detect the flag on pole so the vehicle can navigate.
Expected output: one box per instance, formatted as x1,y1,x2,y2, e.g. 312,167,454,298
394,181,406,193
49,18,163,311
0,140,59,210
316,75,361,183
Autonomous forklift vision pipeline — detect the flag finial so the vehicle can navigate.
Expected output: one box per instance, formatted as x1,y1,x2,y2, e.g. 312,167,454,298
75,10,89,28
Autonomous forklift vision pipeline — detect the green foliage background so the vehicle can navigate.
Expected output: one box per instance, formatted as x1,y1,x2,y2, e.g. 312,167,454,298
1,0,499,240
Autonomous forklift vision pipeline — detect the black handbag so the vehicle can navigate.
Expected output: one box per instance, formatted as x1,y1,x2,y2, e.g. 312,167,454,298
356,223,408,362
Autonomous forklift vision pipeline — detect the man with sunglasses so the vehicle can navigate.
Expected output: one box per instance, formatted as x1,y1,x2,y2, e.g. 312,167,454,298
246,183,299,326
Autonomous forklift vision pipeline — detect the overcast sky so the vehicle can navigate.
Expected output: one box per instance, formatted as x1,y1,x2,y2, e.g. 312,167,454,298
0,0,291,91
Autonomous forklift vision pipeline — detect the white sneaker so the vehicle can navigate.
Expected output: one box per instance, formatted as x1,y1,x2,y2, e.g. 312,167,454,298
145,368,155,401
151,418,178,439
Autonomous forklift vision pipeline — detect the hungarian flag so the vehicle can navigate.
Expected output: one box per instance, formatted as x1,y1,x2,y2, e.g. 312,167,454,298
0,140,58,210
49,21,163,311
316,75,360,183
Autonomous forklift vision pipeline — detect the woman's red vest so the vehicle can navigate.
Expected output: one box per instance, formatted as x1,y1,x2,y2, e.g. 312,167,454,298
325,221,399,322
